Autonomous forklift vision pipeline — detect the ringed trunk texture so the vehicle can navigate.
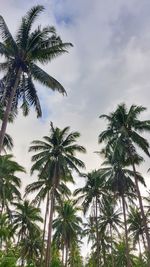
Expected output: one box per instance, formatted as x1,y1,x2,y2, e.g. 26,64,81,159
0,68,21,154
121,195,131,267
45,189,55,267
40,192,50,267
132,162,150,255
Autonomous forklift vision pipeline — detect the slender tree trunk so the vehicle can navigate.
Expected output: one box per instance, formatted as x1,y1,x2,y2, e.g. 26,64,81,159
62,244,65,266
40,192,50,266
110,225,114,267
132,162,150,255
142,233,147,251
95,195,100,267
45,188,55,267
0,68,21,153
65,244,68,267
138,237,142,260
121,195,131,267
102,243,106,267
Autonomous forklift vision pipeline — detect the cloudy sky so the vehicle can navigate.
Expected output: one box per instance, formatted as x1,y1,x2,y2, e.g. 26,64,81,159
1,0,150,198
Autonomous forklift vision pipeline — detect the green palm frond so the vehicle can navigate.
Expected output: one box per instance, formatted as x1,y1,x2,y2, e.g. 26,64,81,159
30,63,66,95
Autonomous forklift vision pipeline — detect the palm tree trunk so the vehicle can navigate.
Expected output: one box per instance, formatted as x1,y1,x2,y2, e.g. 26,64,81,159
138,237,142,260
40,192,50,266
132,162,150,256
95,195,100,267
65,244,68,267
62,244,65,265
142,233,147,251
121,195,131,267
102,243,106,267
110,225,114,267
0,68,21,153
45,188,55,267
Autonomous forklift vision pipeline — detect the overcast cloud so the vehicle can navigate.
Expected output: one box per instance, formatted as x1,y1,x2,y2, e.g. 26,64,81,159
1,0,150,194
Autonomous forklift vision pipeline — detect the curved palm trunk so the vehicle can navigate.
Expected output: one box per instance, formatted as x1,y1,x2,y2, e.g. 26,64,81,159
0,68,21,153
40,192,50,266
121,195,131,267
95,195,100,267
45,188,55,267
110,225,114,267
132,163,150,253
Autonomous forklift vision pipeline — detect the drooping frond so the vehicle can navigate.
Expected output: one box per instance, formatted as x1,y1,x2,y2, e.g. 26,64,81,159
30,63,66,95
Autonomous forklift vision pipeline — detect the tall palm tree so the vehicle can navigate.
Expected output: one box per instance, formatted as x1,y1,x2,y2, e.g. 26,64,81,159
29,122,86,267
99,196,122,267
25,169,71,266
74,170,107,267
0,5,72,152
0,154,25,214
100,151,143,267
53,200,82,267
99,103,150,252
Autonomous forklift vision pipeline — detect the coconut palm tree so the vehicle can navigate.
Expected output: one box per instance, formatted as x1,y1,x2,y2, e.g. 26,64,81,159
53,200,82,267
12,200,43,243
0,154,25,215
99,196,122,267
74,170,107,267
114,240,135,267
99,103,150,252
0,5,72,152
19,229,43,267
29,122,86,267
100,150,143,267
128,206,147,254
25,169,71,266
0,213,14,249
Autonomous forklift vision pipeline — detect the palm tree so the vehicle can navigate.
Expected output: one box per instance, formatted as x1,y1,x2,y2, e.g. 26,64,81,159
100,150,143,267
99,196,122,267
25,169,71,266
19,229,43,267
68,241,83,267
74,170,107,267
99,103,150,252
128,206,147,254
0,5,72,152
0,154,25,215
53,200,82,267
12,200,43,243
114,240,135,267
0,213,14,249
29,123,86,267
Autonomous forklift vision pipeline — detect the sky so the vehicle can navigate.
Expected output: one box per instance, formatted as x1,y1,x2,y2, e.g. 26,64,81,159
1,0,150,254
